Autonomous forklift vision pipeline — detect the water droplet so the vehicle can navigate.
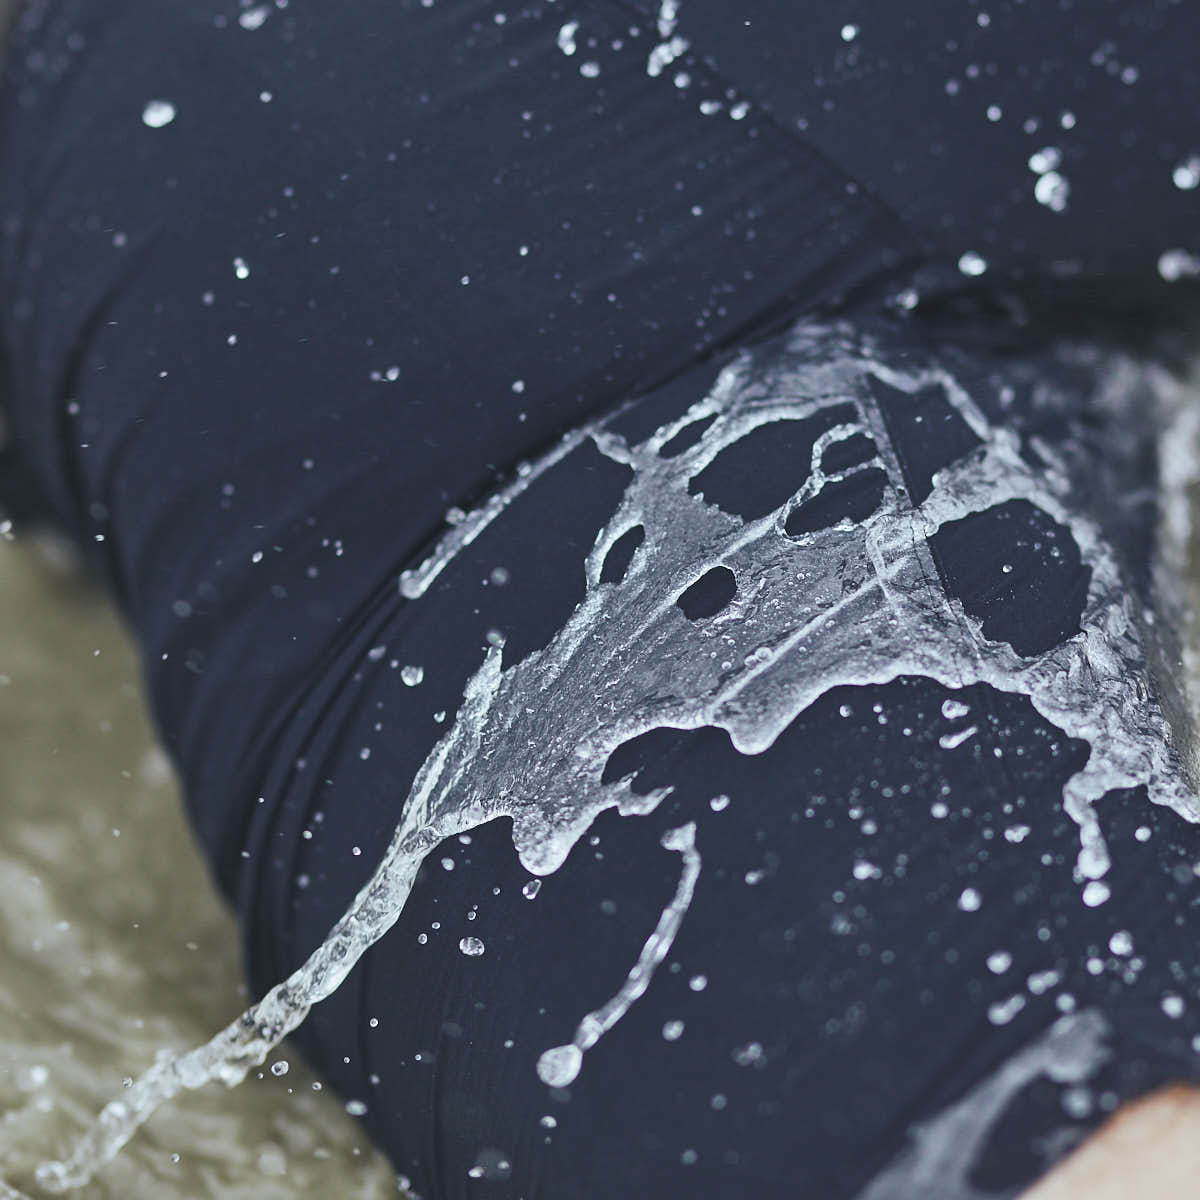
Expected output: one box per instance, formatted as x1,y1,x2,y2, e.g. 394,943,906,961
233,256,250,279
401,664,424,687
662,1019,685,1041
238,5,271,30
957,251,987,277
840,23,858,41
941,699,970,720
731,1040,764,1066
1027,969,1060,995
557,20,578,55
522,878,542,899
537,1043,583,1086
459,936,485,956
1034,171,1070,212
1108,930,1134,956
345,1099,368,1116
939,724,978,750
270,1060,289,1076
1082,879,1111,907
467,1149,513,1181
709,794,730,812
1162,993,1185,1019
987,993,1026,1025
1158,248,1200,282
957,887,982,912
142,99,176,128
688,974,707,991
1172,155,1200,191
1061,1086,1093,1119
579,60,600,78
987,949,1012,974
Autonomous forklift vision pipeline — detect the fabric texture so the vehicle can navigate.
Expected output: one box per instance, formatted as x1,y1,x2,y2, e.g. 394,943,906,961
2,2,1200,1197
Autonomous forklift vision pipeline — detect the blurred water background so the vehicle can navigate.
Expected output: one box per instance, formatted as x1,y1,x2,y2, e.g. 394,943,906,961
0,536,400,1198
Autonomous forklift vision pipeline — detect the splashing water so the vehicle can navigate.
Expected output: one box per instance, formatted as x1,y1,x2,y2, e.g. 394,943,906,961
28,317,1200,1191
536,821,701,1087
858,1009,1113,1200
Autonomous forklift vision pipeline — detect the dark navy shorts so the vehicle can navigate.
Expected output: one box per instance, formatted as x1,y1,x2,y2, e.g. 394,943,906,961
3,2,1200,1196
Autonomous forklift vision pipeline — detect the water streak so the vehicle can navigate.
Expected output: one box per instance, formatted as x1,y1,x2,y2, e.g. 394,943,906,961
536,821,701,1088
857,1010,1112,1200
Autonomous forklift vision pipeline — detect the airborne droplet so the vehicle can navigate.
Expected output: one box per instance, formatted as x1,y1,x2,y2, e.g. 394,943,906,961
141,100,176,128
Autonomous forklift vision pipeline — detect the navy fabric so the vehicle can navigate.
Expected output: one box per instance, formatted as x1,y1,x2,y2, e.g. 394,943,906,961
2,2,1200,1197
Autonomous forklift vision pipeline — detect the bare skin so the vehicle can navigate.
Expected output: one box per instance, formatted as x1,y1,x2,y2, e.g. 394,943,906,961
1023,1085,1200,1199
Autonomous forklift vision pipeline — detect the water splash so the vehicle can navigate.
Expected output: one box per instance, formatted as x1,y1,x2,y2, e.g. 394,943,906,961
857,1010,1112,1200
33,318,1197,1191
536,821,701,1087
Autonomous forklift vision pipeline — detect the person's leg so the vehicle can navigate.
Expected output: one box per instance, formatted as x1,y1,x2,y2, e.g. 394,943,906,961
1027,1086,1200,1199
2,2,1200,1197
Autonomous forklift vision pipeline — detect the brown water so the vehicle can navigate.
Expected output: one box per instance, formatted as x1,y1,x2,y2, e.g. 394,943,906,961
0,539,400,1198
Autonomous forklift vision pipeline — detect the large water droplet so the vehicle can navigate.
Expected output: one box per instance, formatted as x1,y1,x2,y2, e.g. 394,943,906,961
141,100,176,128
536,1044,582,1087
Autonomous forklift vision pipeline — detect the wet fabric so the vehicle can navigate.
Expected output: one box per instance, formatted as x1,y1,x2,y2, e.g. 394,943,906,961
2,1,1200,1197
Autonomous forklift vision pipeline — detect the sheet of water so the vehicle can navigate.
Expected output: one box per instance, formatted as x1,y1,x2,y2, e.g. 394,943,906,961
0,539,400,1198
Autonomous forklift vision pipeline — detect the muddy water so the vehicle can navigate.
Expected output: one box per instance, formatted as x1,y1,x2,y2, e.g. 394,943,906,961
0,539,399,1199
